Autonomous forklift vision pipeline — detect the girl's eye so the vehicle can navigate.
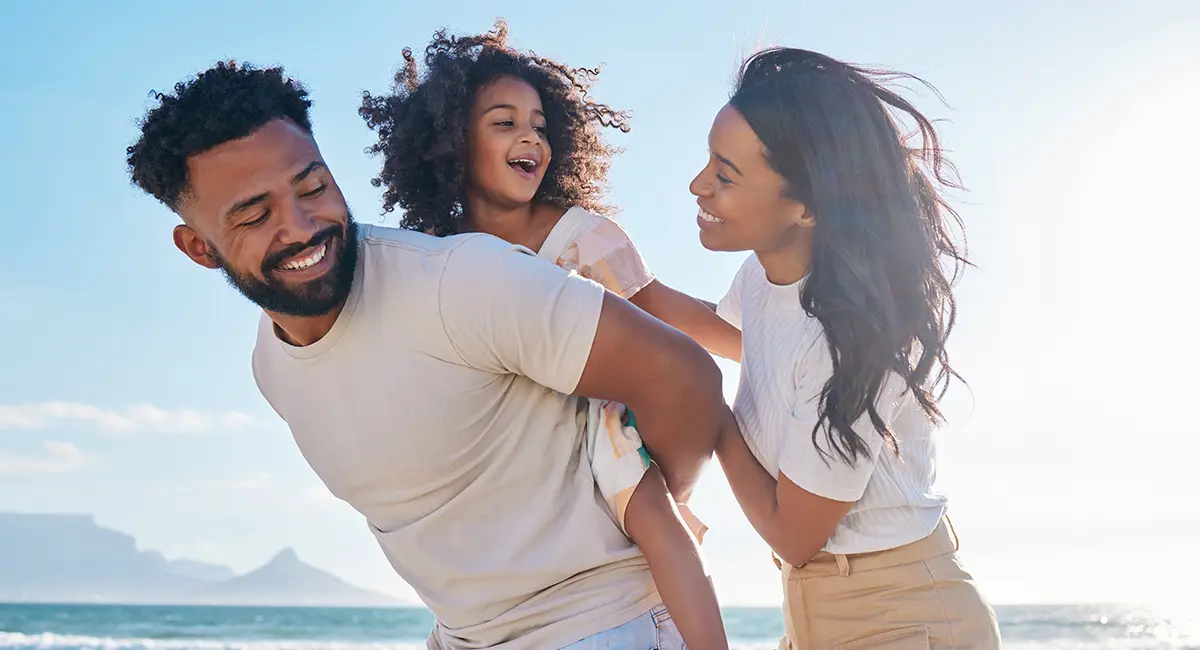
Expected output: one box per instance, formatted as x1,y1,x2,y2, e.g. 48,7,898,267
716,174,733,185
495,120,514,127
533,126,547,133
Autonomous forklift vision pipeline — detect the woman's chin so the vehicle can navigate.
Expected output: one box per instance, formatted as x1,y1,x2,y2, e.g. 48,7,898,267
697,229,726,252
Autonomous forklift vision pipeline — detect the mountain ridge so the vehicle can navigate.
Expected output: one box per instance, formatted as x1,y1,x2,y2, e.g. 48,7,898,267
0,512,401,607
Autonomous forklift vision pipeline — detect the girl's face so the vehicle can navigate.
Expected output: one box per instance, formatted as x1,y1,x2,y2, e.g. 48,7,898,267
465,75,551,210
689,104,811,258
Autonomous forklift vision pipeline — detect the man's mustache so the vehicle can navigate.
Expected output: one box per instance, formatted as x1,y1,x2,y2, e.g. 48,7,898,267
261,225,342,273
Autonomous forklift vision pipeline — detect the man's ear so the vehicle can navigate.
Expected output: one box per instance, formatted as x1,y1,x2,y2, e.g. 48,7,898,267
173,224,220,270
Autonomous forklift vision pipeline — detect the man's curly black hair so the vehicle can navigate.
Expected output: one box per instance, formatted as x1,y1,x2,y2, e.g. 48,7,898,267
126,60,314,212
359,19,631,236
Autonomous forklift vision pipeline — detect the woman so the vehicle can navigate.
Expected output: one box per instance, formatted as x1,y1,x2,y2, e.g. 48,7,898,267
693,47,1002,649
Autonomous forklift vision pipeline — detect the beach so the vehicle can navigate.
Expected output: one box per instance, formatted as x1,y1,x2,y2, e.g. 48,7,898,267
2,602,1197,650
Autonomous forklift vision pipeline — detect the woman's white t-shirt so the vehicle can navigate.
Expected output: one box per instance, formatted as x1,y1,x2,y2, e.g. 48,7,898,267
717,254,947,555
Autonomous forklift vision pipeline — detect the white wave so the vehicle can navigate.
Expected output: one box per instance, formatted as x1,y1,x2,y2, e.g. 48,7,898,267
0,633,782,650
0,633,425,650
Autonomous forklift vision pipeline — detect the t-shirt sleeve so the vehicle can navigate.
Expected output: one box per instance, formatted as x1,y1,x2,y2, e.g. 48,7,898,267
436,234,605,395
776,336,910,502
716,255,755,331
553,215,654,300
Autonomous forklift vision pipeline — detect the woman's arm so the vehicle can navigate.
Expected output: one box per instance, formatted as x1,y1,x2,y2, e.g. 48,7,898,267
714,414,851,567
630,280,742,362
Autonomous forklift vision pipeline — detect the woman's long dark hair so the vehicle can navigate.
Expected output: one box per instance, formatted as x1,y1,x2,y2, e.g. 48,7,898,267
729,47,969,466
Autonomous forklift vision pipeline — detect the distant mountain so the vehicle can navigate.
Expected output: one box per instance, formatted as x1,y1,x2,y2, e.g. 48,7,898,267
0,513,200,603
0,512,400,606
163,558,236,583
189,548,396,607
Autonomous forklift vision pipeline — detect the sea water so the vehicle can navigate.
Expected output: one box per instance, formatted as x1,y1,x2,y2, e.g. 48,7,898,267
1,603,1197,649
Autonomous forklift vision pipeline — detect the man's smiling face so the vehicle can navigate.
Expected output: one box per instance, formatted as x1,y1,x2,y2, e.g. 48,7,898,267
171,118,358,317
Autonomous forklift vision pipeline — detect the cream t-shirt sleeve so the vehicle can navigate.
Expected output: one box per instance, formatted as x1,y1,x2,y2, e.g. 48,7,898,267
436,233,606,396
776,337,910,502
716,255,754,331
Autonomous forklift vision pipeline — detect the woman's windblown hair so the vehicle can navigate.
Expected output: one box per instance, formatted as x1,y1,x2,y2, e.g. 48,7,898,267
730,47,970,465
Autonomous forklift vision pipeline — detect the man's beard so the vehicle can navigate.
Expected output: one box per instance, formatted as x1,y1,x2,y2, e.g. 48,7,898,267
211,217,359,318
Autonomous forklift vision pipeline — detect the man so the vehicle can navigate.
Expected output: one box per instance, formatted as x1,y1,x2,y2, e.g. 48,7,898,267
127,61,728,649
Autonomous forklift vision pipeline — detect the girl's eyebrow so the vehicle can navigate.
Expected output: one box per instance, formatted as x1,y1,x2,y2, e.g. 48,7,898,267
483,104,545,117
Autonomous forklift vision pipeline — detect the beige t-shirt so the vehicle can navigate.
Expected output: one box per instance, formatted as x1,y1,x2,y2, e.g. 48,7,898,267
251,225,658,649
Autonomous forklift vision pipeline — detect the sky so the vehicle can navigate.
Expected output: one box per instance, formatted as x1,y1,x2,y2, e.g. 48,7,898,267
2,0,1199,609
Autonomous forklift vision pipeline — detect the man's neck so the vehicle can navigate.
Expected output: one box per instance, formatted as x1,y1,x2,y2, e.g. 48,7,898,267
268,302,345,348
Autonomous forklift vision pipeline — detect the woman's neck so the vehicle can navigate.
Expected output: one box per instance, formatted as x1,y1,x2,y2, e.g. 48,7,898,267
460,195,564,253
756,227,814,286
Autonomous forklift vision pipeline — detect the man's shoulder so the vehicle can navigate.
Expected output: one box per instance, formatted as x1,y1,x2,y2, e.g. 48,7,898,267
360,224,534,265
359,223,479,256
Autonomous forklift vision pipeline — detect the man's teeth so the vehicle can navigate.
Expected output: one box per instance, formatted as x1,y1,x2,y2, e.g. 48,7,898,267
699,208,724,223
280,243,327,270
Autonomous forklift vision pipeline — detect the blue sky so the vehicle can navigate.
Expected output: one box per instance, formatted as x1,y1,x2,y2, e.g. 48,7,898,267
2,1,1198,608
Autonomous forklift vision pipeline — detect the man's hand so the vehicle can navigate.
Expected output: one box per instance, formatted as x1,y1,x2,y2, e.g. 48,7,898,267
574,292,725,501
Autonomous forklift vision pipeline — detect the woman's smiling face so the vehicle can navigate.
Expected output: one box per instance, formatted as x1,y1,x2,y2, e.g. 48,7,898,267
688,104,809,254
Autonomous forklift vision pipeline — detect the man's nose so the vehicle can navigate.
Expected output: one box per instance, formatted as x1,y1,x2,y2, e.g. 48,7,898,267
276,197,321,245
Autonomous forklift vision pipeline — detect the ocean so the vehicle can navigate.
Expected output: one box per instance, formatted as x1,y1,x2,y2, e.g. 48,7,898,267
1,603,1196,649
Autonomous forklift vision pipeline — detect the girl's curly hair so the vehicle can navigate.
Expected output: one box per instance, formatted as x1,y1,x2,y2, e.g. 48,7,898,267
359,19,631,236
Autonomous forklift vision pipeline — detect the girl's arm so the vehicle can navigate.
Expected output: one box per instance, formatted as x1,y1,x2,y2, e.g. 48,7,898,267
630,280,742,362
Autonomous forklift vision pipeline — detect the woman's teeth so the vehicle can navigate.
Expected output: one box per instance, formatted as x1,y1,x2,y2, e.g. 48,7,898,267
699,208,724,223
280,243,327,270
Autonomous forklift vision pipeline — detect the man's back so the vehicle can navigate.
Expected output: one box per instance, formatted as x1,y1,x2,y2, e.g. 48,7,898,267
252,225,658,649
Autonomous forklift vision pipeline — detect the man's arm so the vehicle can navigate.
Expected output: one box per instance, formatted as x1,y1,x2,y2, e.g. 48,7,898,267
436,234,724,499
574,291,725,501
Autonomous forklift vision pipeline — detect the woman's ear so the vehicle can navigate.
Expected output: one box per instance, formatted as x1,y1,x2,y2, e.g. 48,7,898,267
792,201,816,229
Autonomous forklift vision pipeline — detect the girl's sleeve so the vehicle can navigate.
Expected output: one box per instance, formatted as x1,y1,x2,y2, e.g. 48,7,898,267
555,216,654,299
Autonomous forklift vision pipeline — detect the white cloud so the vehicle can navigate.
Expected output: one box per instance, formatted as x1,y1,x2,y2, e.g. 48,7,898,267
301,485,341,507
0,402,254,434
0,441,92,475
204,475,343,509
211,473,275,491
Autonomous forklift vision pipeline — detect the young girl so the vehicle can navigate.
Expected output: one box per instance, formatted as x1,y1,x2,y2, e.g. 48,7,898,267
692,47,1002,649
359,21,739,650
